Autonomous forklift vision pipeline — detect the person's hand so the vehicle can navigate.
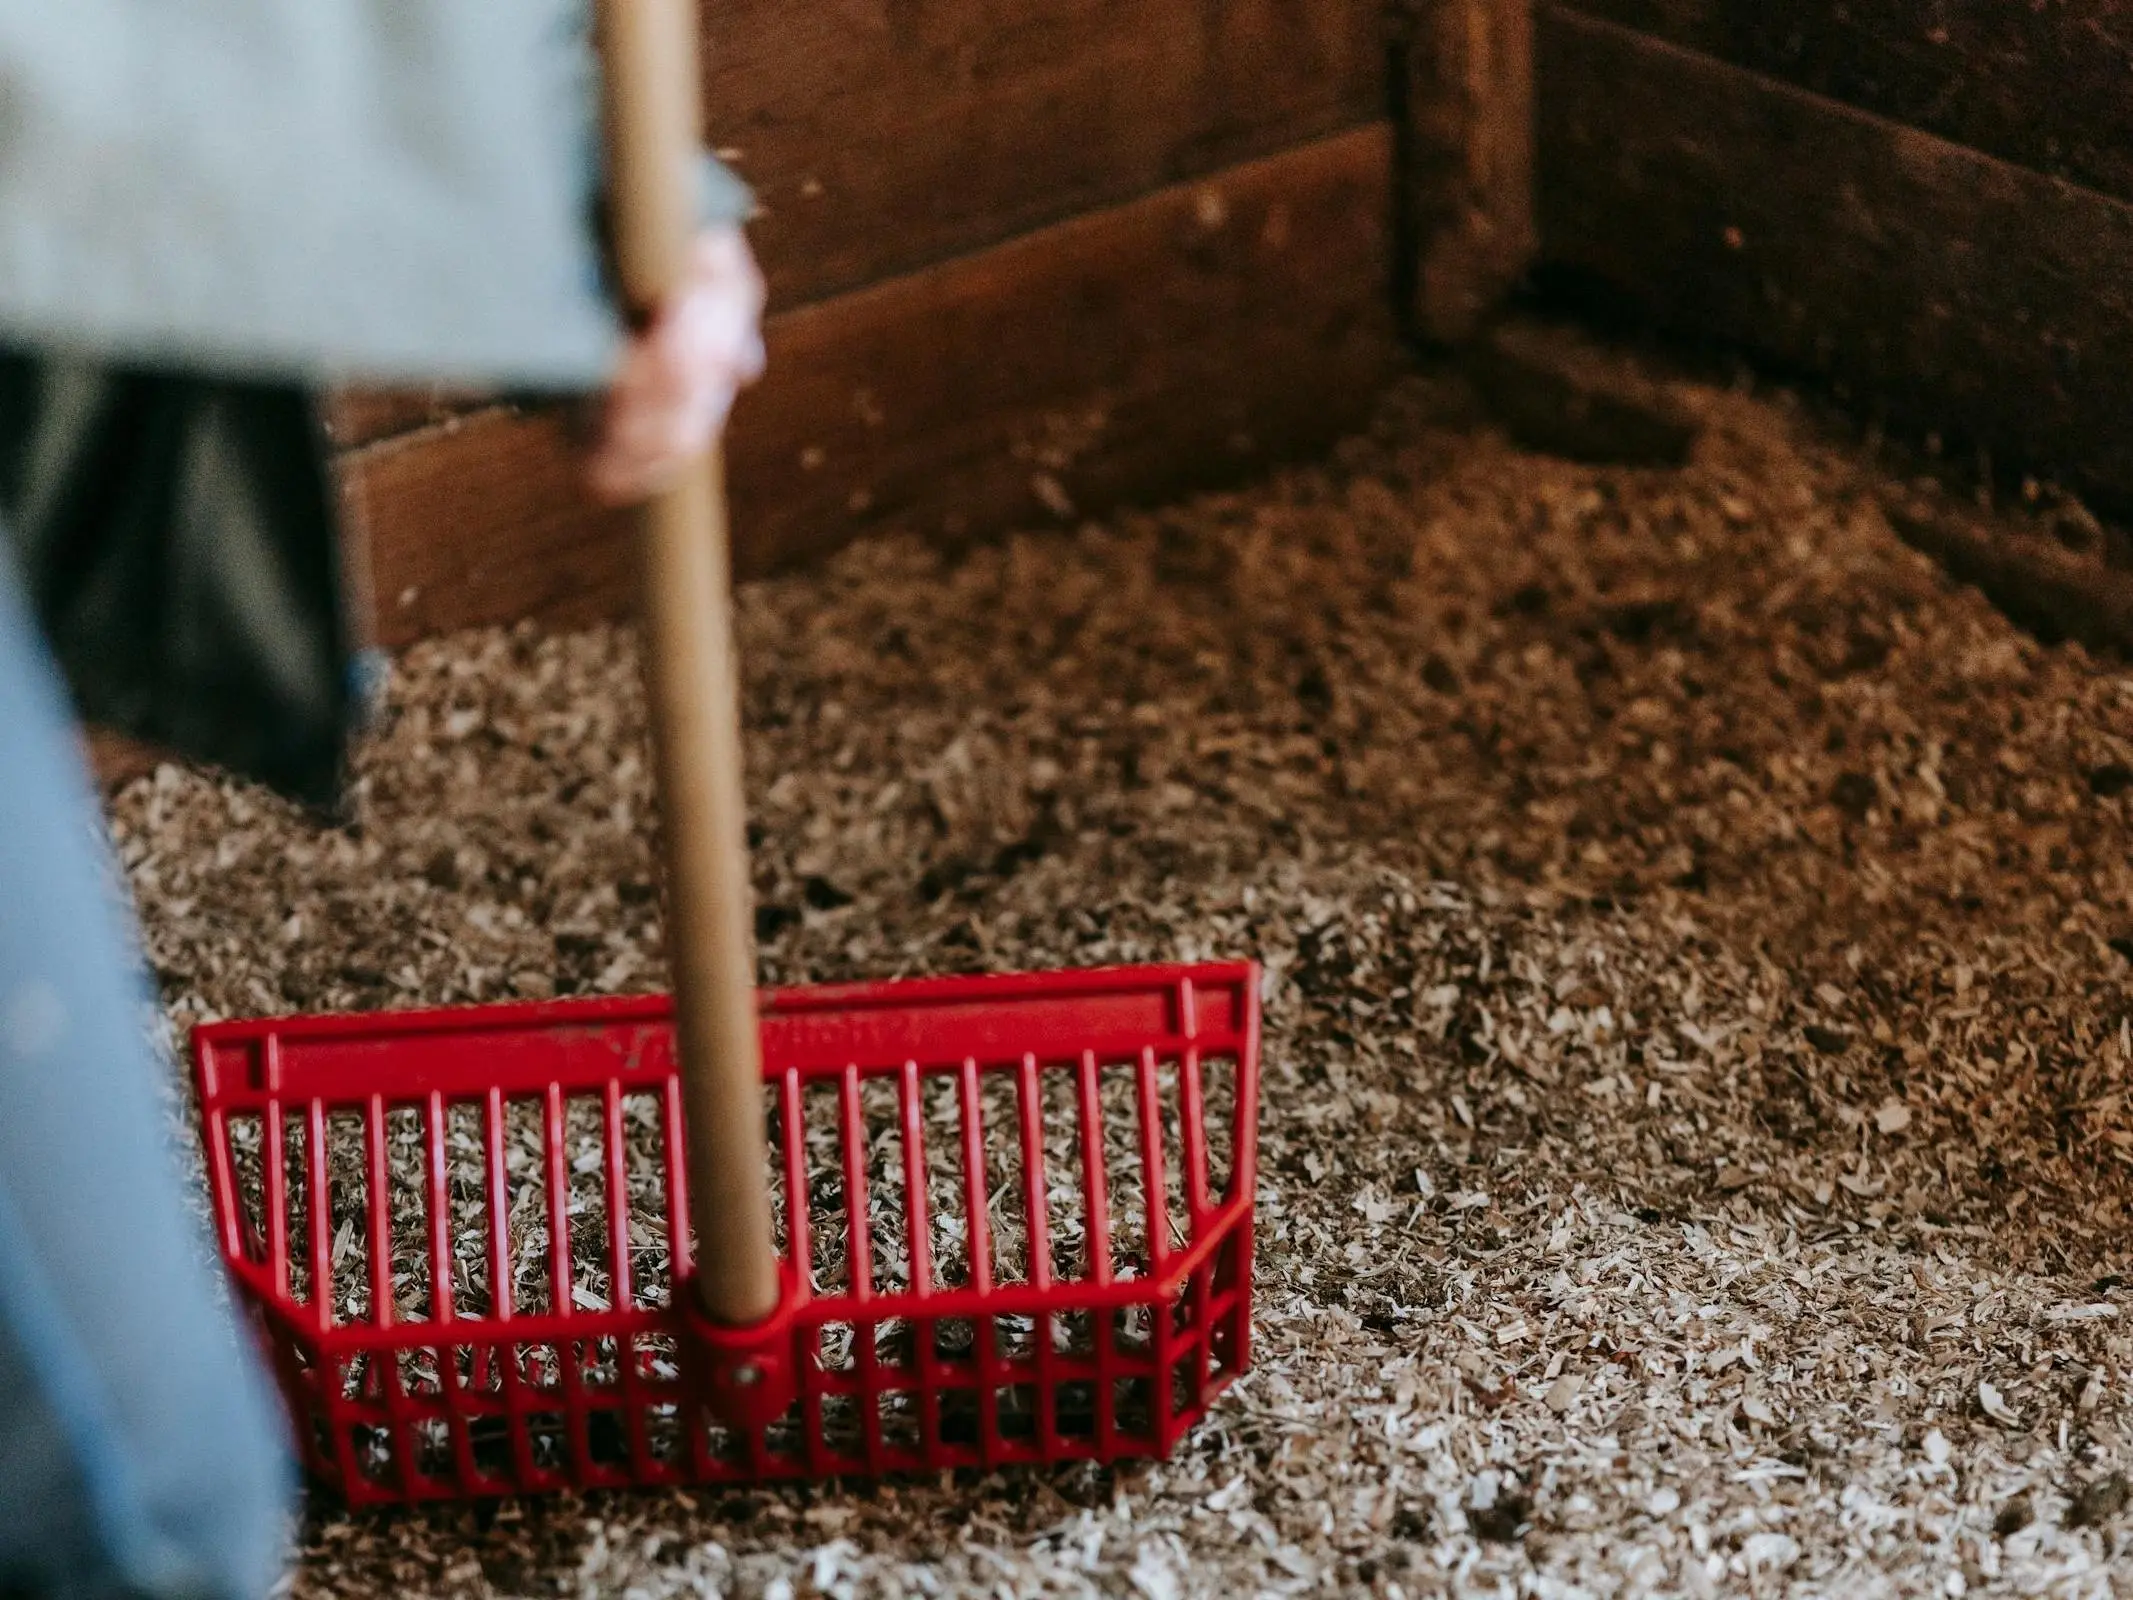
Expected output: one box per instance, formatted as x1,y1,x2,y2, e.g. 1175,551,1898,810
586,224,767,503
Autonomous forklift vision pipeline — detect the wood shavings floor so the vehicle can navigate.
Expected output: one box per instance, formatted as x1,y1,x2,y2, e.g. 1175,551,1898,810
114,362,2133,1597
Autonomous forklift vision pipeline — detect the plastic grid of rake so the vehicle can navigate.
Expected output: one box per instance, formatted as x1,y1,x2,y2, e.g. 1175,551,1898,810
192,961,1259,1504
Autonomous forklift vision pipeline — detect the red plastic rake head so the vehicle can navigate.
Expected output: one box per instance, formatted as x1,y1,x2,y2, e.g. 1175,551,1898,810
192,962,1258,1503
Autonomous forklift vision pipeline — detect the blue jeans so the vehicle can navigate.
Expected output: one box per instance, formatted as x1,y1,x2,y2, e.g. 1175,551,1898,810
0,552,292,1599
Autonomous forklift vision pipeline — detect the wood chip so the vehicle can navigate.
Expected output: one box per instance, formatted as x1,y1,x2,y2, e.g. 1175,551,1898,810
1977,1379,2020,1426
1544,1372,1585,1413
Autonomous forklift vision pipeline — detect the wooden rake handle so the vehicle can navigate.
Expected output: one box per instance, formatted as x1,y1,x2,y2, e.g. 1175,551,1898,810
596,0,780,1327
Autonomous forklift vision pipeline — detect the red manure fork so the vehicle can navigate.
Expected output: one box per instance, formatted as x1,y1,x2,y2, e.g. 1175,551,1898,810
190,0,1259,1505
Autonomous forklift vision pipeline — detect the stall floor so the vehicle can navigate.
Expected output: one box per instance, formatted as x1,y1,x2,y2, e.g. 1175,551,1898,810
118,356,2133,1597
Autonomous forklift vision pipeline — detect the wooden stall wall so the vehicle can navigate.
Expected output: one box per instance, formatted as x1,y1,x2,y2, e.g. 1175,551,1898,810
337,2,1403,648
1535,1,2133,512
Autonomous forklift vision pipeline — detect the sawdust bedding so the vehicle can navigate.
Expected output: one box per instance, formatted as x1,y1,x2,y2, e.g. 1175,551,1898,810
113,352,2133,1598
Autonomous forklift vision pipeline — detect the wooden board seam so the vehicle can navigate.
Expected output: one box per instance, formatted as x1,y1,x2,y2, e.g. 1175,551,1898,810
342,120,1402,476
1553,0,2133,209
1551,0,2133,207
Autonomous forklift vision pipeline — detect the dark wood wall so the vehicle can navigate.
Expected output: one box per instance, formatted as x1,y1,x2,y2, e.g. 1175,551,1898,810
1566,0,2133,204
1536,1,2133,510
337,2,1402,647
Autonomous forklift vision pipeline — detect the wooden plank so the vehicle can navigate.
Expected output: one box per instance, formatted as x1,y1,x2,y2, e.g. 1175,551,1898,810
347,125,1402,646
330,0,1386,452
86,728,167,792
1395,0,1537,343
1537,9,2133,512
349,408,629,640
1882,492,2133,658
1560,0,2133,205
322,390,481,450
702,0,1385,310
1470,319,1699,467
